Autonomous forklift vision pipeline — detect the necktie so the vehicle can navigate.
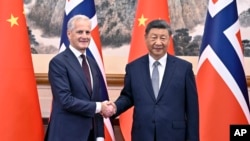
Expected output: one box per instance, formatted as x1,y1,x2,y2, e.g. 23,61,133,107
81,54,92,93
152,61,160,98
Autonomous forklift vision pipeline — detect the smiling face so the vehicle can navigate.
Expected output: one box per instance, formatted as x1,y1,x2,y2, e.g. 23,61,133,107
67,17,91,53
145,28,170,60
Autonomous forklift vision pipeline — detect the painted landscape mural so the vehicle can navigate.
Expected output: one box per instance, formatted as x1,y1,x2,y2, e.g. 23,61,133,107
24,0,250,56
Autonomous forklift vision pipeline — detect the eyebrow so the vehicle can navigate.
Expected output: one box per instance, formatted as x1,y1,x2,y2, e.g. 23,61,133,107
76,30,90,34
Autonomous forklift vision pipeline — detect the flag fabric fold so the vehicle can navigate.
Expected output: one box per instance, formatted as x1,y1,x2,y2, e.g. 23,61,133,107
59,0,115,140
119,0,174,140
0,0,44,141
196,0,250,140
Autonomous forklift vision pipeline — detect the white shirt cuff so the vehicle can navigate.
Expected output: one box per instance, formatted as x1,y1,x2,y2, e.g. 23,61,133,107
96,137,104,141
95,102,101,113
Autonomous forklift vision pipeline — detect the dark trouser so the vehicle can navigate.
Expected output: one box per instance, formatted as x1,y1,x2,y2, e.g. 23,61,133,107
88,129,95,141
154,125,157,141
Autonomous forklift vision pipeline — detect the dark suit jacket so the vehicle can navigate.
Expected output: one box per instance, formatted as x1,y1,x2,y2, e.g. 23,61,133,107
115,54,199,141
45,48,104,141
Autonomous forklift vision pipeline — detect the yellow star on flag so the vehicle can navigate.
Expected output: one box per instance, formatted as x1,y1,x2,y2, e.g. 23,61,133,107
7,14,19,27
23,6,27,15
138,14,148,26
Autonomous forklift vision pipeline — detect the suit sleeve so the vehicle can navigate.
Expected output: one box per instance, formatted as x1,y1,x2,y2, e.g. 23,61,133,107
114,64,134,116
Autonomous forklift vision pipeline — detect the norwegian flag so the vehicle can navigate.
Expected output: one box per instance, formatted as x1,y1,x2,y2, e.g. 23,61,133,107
59,0,115,141
196,0,250,141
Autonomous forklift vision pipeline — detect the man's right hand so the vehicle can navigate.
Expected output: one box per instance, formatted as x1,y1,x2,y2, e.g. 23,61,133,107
100,101,116,118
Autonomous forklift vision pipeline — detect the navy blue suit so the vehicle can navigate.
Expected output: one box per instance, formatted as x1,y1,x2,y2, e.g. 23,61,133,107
115,54,199,141
45,48,104,141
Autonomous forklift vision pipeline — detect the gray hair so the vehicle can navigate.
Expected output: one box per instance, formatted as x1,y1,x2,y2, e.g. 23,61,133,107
67,15,91,31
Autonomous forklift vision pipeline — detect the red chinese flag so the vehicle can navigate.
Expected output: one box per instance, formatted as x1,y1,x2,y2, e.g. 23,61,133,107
0,1,44,141
119,0,174,140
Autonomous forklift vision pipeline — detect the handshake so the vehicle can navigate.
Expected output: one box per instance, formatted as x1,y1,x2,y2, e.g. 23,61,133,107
100,101,117,118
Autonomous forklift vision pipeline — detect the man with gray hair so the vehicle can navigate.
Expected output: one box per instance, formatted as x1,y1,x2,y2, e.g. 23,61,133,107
45,14,111,141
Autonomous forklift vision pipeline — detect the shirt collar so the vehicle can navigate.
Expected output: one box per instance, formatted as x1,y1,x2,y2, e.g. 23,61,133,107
69,45,86,58
149,54,167,67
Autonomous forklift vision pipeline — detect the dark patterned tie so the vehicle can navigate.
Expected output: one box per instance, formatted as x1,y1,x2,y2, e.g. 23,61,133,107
81,54,92,93
152,61,160,98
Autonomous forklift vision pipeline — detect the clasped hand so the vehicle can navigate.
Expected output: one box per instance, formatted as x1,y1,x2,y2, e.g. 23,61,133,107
101,101,116,118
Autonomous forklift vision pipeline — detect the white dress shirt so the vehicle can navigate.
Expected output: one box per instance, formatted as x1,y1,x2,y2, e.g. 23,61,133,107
149,54,167,89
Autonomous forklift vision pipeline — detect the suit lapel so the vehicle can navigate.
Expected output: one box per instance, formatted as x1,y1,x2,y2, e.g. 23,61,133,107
156,55,176,101
64,49,92,95
141,55,157,101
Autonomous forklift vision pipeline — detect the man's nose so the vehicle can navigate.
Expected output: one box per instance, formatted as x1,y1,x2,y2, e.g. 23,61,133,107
155,38,162,44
